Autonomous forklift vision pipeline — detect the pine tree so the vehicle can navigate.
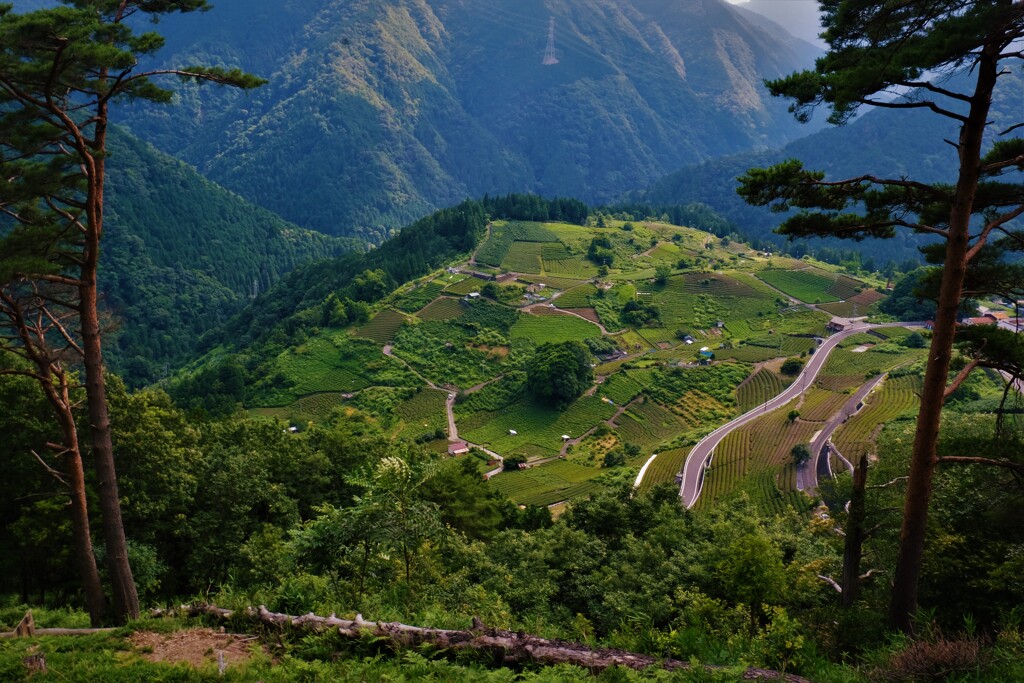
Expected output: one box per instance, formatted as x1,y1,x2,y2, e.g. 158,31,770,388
737,0,1024,632
0,1,264,623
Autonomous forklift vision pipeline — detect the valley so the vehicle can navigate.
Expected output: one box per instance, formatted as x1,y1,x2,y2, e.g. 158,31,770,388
2,2,1023,680
224,214,951,513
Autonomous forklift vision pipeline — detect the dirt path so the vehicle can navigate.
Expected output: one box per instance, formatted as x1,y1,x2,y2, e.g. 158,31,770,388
383,343,462,442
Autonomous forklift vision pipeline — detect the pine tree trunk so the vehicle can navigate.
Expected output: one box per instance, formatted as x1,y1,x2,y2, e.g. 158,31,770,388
888,46,998,633
56,401,107,626
841,455,867,609
0,290,106,625
48,363,105,625
80,113,139,623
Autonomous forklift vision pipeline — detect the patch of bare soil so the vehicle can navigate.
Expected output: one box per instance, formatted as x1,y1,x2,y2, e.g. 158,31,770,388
130,628,264,669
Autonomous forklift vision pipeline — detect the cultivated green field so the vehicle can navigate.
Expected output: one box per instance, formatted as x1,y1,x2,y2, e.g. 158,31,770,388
462,396,617,460
757,268,863,303
353,309,408,343
636,446,691,493
488,459,605,506
509,311,601,344
394,388,449,441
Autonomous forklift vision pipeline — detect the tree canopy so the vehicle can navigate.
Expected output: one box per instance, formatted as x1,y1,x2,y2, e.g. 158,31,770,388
527,341,594,409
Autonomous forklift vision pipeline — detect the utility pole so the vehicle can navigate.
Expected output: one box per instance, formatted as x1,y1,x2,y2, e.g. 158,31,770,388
543,17,559,66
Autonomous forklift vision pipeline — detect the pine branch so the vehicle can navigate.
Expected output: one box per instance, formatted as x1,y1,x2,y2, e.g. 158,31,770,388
936,456,1024,475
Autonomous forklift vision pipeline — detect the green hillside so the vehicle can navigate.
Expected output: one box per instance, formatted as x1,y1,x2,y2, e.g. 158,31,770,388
167,198,921,516
101,128,354,385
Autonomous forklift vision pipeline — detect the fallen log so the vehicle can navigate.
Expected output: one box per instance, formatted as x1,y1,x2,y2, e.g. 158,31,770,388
185,604,812,682
0,610,115,638
1,627,117,639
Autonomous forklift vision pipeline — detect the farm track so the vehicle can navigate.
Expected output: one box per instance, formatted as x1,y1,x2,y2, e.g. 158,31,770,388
661,321,922,507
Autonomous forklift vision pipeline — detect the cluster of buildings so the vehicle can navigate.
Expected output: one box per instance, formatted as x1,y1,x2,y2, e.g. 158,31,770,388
961,310,1023,333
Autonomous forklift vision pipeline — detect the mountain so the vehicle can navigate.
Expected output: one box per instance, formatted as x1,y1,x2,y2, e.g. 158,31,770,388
638,70,1024,266
101,128,355,385
118,0,821,241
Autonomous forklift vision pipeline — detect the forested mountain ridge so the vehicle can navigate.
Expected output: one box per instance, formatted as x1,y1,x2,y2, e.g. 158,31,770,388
637,70,1024,265
118,0,821,242
101,128,355,385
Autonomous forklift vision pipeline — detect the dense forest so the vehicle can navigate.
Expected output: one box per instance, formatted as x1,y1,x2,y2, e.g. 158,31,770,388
101,128,353,385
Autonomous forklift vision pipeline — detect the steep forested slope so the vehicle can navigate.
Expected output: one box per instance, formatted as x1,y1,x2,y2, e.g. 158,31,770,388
101,128,353,384
119,0,820,241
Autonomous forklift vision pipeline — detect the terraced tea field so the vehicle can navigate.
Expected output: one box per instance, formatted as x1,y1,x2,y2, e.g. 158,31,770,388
757,268,861,303
509,311,601,343
697,405,819,507
817,345,925,391
394,388,449,440
613,399,685,450
444,276,491,295
636,447,691,493
501,241,544,273
270,337,417,400
416,297,465,322
394,281,445,313
462,396,617,460
818,289,886,318
832,375,922,460
251,392,345,424
598,371,646,404
544,257,597,278
489,460,604,506
736,368,787,412
353,309,408,343
799,388,851,421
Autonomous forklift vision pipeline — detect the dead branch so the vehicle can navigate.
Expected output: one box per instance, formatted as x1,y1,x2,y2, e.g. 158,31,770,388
818,575,843,593
185,604,812,682
868,476,908,489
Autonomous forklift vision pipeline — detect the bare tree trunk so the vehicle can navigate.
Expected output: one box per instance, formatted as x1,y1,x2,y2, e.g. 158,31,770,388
888,46,997,633
841,455,867,608
80,112,139,623
54,382,106,626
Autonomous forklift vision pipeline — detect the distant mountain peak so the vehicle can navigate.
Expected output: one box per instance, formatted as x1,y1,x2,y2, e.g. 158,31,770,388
120,0,822,238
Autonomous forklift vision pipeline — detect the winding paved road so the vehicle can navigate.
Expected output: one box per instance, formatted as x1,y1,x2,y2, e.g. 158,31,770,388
676,321,921,508
798,372,888,491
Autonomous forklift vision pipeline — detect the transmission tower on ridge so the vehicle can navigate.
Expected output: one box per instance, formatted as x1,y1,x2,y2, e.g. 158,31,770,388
542,17,559,66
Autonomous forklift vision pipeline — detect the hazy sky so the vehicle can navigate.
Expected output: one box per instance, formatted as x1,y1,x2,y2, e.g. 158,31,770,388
725,0,826,48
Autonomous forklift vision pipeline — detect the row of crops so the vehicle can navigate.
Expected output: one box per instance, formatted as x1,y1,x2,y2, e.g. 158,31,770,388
353,309,408,343
757,267,864,303
489,460,604,507
736,368,787,412
831,375,922,460
635,447,691,493
393,388,449,440
462,396,618,461
508,312,601,343
416,297,465,322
